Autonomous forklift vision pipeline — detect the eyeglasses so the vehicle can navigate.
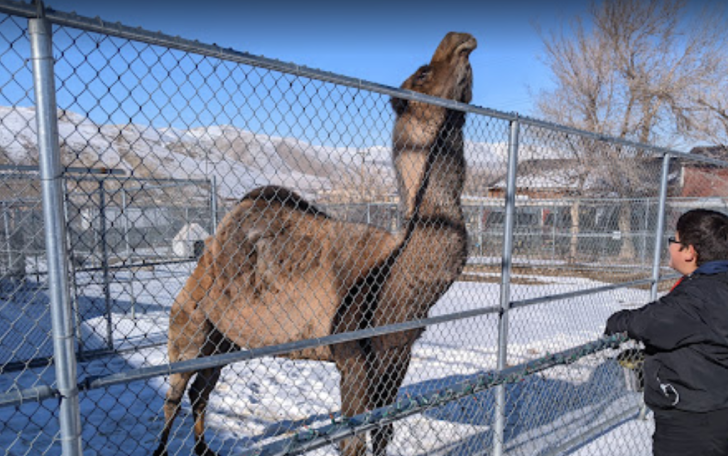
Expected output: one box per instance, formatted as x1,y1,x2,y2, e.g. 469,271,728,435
667,237,681,245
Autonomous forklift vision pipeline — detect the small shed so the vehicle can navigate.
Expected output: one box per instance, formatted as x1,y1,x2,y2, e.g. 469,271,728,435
172,223,210,258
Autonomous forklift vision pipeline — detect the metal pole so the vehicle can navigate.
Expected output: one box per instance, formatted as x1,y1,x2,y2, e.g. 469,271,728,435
493,117,520,456
98,179,113,350
641,200,648,264
63,186,84,359
478,205,484,256
640,153,673,421
122,187,129,256
210,175,218,233
2,202,12,276
551,202,557,260
651,154,671,301
130,268,137,320
29,12,84,456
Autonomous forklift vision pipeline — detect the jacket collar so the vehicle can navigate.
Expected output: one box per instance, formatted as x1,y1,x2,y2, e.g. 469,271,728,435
693,260,728,276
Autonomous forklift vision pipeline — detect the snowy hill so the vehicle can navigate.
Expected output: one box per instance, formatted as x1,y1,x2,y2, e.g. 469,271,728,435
0,106,514,202
0,106,391,200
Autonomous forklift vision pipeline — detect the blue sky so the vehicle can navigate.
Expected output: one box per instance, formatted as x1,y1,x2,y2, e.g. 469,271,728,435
43,0,592,117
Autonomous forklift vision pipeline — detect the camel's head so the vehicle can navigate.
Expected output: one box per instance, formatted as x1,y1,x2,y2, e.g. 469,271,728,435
392,32,476,115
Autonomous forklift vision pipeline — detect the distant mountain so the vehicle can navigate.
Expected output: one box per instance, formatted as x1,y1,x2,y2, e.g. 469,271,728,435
0,106,511,203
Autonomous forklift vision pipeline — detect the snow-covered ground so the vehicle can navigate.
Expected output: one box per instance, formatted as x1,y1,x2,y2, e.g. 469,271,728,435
0,262,656,456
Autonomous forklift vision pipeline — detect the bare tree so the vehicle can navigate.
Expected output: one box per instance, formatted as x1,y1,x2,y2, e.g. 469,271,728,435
535,0,727,259
678,56,728,145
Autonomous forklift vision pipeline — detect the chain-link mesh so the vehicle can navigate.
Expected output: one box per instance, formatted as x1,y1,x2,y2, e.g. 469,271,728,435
0,4,727,456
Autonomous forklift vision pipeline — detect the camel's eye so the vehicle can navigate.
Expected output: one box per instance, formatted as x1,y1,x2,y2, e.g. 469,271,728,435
414,67,431,84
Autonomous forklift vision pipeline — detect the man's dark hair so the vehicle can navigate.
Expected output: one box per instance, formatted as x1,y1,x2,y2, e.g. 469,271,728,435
676,209,728,265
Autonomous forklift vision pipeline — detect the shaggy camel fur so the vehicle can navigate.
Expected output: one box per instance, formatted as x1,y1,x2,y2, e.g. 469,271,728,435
153,31,476,456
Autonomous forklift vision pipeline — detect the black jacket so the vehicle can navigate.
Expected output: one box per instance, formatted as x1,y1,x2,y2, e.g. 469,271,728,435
605,260,728,412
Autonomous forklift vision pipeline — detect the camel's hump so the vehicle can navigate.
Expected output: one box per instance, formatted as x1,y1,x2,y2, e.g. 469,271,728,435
241,185,330,218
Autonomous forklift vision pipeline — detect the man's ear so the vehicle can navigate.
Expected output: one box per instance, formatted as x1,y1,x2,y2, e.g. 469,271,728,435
685,244,699,264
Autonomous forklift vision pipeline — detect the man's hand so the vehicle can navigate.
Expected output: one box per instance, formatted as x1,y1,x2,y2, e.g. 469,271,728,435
604,310,630,336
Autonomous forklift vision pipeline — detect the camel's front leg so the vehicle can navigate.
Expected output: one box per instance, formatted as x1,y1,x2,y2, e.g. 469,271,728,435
335,343,373,456
369,343,414,456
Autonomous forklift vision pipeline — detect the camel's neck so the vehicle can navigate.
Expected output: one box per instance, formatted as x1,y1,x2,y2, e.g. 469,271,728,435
372,109,468,332
394,109,466,226
394,107,468,278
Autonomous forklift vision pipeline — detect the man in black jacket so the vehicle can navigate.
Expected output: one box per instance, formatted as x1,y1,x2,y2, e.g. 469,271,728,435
605,208,728,456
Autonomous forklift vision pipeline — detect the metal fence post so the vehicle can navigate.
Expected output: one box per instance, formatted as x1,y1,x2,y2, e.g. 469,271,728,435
210,174,218,233
493,116,520,456
98,178,113,350
29,11,84,456
478,205,484,256
650,154,671,301
2,202,11,275
122,187,130,255
63,189,85,359
638,153,672,422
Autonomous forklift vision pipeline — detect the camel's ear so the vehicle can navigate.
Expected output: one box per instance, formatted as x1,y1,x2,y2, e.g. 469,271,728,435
391,64,431,115
405,64,432,91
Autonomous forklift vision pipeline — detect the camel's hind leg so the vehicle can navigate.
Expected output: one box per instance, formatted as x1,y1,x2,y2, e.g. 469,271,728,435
189,366,223,456
189,329,233,456
153,370,196,456
153,329,223,456
154,263,216,456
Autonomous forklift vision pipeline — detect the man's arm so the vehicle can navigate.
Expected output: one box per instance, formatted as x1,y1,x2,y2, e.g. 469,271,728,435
604,292,708,351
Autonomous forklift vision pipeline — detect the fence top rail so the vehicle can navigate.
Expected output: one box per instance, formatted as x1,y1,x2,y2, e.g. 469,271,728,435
2,0,722,164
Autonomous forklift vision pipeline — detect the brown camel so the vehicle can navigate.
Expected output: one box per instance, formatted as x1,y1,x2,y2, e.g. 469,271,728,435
153,31,476,456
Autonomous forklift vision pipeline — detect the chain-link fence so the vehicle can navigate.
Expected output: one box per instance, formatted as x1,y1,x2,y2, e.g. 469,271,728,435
1,3,728,456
